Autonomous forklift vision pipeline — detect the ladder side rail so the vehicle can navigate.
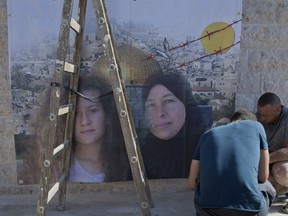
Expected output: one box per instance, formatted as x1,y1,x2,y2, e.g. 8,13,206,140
92,1,153,215
118,99,154,208
58,0,88,210
36,0,74,215
134,127,154,207
123,98,154,207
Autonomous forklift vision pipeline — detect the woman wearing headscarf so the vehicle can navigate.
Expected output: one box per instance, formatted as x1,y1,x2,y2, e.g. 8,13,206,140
140,72,208,179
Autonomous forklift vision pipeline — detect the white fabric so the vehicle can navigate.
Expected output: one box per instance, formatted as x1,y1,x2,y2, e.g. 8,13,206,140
69,156,105,183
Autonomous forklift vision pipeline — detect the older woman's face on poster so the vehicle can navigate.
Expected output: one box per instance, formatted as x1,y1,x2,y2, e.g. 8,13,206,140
144,84,186,140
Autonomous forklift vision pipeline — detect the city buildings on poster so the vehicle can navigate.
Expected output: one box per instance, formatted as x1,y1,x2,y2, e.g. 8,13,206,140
9,0,242,135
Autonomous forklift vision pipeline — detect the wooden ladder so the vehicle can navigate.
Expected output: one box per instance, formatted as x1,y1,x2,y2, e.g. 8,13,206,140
36,0,153,215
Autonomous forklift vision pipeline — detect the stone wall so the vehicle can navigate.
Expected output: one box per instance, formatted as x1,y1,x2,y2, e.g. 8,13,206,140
236,0,288,111
0,0,17,185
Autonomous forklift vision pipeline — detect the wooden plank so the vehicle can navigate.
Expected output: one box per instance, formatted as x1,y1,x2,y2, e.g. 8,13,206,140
70,18,81,33
58,104,71,116
47,175,65,203
64,62,75,73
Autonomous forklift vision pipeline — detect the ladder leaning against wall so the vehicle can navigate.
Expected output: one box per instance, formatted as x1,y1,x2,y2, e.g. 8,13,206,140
35,0,153,215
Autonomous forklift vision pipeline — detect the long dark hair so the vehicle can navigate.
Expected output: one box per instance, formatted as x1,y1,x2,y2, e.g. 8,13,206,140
76,75,130,181
18,74,131,184
140,72,207,178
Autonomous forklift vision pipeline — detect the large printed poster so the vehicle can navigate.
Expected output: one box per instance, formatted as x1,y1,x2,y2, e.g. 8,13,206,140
9,0,242,184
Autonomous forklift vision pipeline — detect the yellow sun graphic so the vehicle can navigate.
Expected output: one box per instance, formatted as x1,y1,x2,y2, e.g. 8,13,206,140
201,22,235,54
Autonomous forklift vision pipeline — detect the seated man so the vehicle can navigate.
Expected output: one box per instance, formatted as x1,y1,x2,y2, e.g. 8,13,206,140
188,109,275,216
257,92,288,213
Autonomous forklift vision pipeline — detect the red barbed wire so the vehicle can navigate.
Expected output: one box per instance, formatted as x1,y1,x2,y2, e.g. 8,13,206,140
174,40,241,69
142,19,242,61
170,19,241,51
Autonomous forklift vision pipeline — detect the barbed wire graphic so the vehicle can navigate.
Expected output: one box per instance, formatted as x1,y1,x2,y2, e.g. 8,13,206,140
142,19,242,67
174,40,241,69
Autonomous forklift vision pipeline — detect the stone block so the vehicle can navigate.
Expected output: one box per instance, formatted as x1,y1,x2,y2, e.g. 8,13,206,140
241,25,288,49
245,49,288,72
275,1,288,24
0,24,8,48
0,95,13,116
0,163,17,185
236,67,262,95
260,72,288,102
0,51,8,72
0,138,16,163
235,93,260,112
0,1,7,24
242,1,276,24
0,76,10,93
0,118,15,140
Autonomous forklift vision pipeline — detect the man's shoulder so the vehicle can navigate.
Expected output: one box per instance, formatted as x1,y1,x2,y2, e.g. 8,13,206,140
240,120,264,129
205,120,261,133
282,106,288,119
245,119,260,124
209,120,257,129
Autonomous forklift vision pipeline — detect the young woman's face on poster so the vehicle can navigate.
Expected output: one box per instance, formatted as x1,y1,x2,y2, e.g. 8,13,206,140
144,84,186,140
74,89,106,146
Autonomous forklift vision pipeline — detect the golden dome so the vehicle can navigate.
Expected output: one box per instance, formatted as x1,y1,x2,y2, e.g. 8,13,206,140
91,44,163,85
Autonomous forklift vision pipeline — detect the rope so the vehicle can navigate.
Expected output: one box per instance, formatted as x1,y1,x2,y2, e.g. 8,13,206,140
50,82,113,103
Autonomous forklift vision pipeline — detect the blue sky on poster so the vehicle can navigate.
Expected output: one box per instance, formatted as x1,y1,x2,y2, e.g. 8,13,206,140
8,0,242,50
105,0,242,41
8,0,62,49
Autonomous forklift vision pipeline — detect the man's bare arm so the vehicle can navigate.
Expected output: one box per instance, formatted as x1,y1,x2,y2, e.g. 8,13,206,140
270,147,288,164
188,160,200,190
258,149,269,183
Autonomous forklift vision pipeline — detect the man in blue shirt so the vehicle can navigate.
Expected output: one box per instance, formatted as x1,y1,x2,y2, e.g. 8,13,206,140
188,109,275,216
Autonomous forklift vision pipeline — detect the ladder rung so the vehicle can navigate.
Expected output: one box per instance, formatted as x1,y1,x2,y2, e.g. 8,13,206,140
70,18,81,33
64,62,75,73
47,175,65,204
53,143,64,156
52,140,70,157
58,104,72,116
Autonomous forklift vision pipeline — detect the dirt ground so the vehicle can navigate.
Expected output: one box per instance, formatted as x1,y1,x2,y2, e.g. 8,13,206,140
0,179,288,216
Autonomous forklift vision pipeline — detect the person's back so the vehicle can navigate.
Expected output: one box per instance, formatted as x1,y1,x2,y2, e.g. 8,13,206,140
194,120,266,211
188,109,275,216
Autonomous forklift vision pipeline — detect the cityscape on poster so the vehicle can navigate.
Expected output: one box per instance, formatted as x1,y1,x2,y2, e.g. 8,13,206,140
8,0,243,184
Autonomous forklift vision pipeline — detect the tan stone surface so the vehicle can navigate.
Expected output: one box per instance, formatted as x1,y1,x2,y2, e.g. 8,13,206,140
0,95,13,116
0,180,287,216
0,118,14,139
0,73,10,94
0,0,16,185
236,0,288,110
0,25,8,48
0,163,16,184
